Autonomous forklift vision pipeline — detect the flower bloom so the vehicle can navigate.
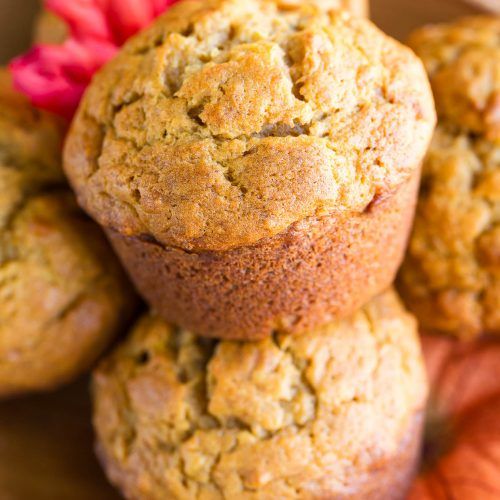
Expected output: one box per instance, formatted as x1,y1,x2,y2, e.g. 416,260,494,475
10,0,177,118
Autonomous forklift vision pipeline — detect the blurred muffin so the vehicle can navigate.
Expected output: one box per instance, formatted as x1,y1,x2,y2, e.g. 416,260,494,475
33,10,68,44
93,290,428,500
399,17,500,339
65,0,435,340
0,70,137,397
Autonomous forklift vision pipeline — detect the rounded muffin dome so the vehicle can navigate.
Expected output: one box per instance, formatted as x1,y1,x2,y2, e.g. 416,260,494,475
93,290,428,499
65,0,435,251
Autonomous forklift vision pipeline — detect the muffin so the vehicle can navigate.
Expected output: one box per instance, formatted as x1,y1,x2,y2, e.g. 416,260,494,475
93,290,428,500
399,17,500,339
64,0,435,340
0,71,137,397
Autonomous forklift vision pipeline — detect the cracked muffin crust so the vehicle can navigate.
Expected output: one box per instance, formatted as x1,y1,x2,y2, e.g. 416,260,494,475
65,0,435,339
399,17,500,339
93,290,428,500
0,71,137,396
65,0,433,251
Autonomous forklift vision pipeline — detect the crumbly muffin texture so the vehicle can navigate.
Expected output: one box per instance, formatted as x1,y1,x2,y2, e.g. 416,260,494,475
400,17,500,339
0,71,136,395
65,0,435,251
93,290,428,499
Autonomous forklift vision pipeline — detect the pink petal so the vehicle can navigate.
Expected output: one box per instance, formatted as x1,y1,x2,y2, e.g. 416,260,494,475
45,0,113,42
12,0,180,118
9,39,117,119
151,0,177,16
105,0,177,43
107,0,155,43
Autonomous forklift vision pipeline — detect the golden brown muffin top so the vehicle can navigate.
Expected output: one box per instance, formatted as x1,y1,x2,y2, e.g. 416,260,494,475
93,290,427,499
0,69,65,229
65,0,435,251
408,16,500,143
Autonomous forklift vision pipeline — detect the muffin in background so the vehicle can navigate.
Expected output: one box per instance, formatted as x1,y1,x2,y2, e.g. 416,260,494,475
399,17,500,339
65,0,435,340
93,290,427,500
0,70,137,397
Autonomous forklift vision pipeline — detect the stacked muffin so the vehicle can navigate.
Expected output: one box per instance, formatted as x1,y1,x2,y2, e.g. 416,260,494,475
60,0,436,497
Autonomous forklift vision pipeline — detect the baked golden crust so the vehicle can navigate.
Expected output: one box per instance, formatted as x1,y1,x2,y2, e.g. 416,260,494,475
399,17,500,339
64,0,434,252
0,70,137,396
93,290,428,500
107,169,420,340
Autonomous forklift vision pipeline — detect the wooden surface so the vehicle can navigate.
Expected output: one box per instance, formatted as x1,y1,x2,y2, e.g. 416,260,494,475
0,0,494,499
0,380,120,500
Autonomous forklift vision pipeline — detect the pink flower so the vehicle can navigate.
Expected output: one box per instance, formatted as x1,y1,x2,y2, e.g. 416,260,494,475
46,0,174,45
10,38,117,119
9,0,178,118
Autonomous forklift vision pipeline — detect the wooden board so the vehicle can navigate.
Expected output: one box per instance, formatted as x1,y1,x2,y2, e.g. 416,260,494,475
0,0,494,499
0,380,120,500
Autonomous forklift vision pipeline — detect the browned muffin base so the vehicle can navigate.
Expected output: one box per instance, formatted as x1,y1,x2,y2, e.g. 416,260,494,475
107,170,420,341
